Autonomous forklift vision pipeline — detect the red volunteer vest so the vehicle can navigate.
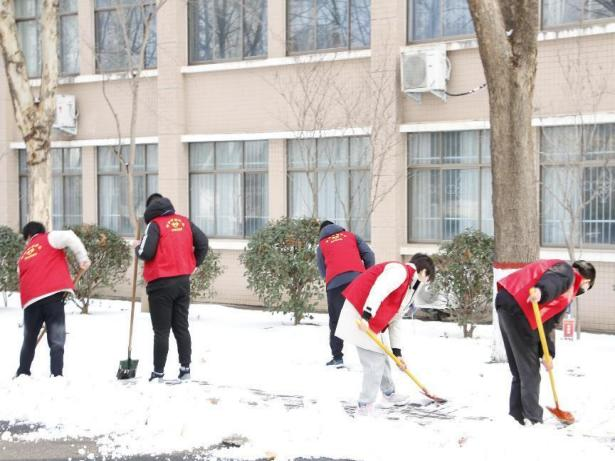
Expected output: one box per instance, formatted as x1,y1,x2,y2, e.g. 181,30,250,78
319,231,366,284
497,259,583,329
18,233,74,309
343,262,416,334
143,214,196,283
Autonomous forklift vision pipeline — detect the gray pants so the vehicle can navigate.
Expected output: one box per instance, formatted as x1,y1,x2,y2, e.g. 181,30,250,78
356,346,395,405
497,291,543,424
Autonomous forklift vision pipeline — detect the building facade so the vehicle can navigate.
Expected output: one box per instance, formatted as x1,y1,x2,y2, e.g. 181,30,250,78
1,0,614,331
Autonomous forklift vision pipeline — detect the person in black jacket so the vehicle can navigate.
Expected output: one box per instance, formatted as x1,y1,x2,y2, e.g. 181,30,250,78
136,194,209,382
316,220,375,367
496,260,596,425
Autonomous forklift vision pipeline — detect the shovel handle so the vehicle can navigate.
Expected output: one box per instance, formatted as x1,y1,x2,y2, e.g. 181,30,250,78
356,319,429,393
127,226,142,358
529,289,561,408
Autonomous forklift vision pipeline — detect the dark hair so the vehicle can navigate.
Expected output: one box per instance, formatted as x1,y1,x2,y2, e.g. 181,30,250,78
146,193,163,207
410,253,436,281
572,260,596,291
319,220,334,231
22,221,46,240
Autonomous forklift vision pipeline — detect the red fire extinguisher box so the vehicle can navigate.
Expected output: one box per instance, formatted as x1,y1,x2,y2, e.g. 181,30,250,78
563,317,575,340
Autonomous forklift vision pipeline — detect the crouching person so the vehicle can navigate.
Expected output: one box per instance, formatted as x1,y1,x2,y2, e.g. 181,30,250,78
335,253,435,415
496,259,596,425
16,221,91,377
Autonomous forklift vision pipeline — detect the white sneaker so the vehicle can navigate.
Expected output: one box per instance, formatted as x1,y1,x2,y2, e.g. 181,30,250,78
379,392,409,407
356,402,375,417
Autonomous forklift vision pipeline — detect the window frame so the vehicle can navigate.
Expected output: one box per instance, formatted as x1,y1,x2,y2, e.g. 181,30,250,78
187,0,268,65
407,0,475,44
540,0,615,31
406,130,492,243
96,144,158,236
94,0,158,73
51,147,82,229
188,141,269,239
14,0,79,77
286,136,372,239
286,0,371,56
539,124,615,248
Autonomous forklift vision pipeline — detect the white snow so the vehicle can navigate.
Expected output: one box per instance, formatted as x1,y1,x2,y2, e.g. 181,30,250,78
0,293,614,460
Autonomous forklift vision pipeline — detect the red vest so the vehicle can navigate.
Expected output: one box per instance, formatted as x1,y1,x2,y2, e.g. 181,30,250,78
319,231,366,284
343,262,416,333
18,233,74,309
143,214,196,283
497,259,583,329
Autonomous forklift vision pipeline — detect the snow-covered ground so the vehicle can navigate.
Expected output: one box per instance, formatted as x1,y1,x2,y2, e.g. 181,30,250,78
0,294,613,460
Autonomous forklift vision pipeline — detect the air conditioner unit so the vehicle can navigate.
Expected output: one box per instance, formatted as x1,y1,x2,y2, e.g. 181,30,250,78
53,94,77,135
400,44,450,103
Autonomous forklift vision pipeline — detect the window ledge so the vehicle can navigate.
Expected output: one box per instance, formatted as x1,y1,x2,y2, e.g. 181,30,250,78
209,239,249,251
403,21,615,53
401,244,615,263
181,49,371,74
28,69,159,87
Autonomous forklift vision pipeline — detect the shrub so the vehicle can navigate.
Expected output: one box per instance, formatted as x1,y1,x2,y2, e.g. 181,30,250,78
0,226,22,306
240,218,323,325
190,251,224,300
431,229,494,338
67,225,131,314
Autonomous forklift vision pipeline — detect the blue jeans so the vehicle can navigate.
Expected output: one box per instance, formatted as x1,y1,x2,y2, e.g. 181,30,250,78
17,293,66,377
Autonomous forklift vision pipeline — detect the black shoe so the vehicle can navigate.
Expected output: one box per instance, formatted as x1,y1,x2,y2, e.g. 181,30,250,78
178,366,191,381
326,358,344,368
149,371,164,382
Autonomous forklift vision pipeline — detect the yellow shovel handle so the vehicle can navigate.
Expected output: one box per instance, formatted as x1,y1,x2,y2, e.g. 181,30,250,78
529,289,560,408
356,319,429,393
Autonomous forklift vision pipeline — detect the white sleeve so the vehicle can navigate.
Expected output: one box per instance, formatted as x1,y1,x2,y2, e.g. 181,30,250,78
388,312,405,351
48,230,90,264
364,263,407,318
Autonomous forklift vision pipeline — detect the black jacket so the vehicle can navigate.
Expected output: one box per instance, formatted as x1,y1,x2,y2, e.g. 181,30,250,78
137,197,209,268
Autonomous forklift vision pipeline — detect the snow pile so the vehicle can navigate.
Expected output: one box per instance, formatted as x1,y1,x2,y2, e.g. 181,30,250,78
0,294,613,460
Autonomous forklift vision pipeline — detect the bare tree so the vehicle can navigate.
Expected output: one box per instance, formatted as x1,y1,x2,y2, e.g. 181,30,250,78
270,48,402,239
0,0,60,228
539,39,615,337
97,0,167,236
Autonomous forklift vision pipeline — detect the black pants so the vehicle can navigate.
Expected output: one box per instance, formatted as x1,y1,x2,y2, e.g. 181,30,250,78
147,276,191,373
327,283,348,360
17,293,66,377
496,290,543,424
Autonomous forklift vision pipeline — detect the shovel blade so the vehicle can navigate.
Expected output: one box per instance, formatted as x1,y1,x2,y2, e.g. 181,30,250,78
116,358,139,380
547,406,575,425
421,390,447,404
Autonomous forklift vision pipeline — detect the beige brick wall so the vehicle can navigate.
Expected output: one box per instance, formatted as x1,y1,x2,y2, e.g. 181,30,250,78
1,2,614,330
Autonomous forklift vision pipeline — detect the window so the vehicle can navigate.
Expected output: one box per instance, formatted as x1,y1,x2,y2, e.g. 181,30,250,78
97,145,158,235
541,124,615,246
52,148,82,229
542,0,615,28
15,0,79,77
407,131,493,241
95,0,157,72
287,0,371,54
189,141,268,237
288,136,371,239
409,0,474,42
188,0,267,64
18,148,82,230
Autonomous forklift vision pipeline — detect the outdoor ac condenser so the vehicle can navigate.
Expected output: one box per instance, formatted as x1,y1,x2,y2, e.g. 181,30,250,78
53,94,77,135
400,44,450,103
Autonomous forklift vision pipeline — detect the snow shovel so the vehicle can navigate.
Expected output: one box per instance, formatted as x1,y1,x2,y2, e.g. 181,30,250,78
36,268,86,346
356,319,447,404
529,289,575,425
117,228,141,380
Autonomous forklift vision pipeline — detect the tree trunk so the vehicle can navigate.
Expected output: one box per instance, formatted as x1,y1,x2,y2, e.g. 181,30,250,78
0,0,59,229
